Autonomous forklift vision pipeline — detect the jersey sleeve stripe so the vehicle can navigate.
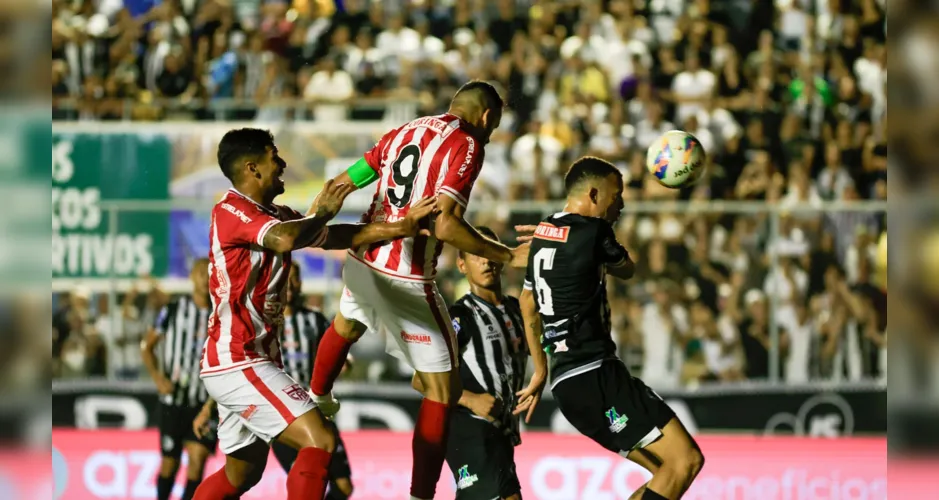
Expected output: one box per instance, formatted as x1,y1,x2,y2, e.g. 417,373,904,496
439,186,468,207
523,279,533,290
256,219,280,246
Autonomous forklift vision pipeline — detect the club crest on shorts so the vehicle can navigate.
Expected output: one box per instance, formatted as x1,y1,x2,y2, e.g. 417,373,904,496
283,384,310,402
240,404,258,420
161,436,174,452
456,465,479,490
554,340,569,352
605,407,629,433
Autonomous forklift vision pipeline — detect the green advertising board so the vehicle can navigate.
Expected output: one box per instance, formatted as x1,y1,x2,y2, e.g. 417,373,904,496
51,133,171,279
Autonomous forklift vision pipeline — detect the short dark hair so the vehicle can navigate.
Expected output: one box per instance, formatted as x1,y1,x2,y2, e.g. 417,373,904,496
217,128,275,181
459,226,500,259
564,156,622,195
452,80,504,112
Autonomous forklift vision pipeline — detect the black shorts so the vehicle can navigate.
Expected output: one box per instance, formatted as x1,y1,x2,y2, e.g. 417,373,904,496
271,420,351,480
158,403,218,458
552,360,675,455
445,411,521,500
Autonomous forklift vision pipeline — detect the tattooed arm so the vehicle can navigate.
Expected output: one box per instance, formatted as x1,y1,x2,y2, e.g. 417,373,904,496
261,180,355,253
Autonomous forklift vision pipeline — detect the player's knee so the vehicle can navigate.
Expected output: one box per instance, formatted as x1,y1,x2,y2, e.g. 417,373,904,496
334,477,354,496
668,447,704,482
333,314,365,341
308,424,337,453
503,493,522,500
419,372,455,405
185,450,210,477
159,456,180,476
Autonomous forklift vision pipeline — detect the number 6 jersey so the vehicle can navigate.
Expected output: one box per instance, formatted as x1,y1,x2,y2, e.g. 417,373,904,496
523,212,630,388
352,113,485,282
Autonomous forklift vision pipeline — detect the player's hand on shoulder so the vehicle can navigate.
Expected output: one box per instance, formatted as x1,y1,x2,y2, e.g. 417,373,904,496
402,197,438,237
309,179,356,219
509,242,531,268
514,224,538,244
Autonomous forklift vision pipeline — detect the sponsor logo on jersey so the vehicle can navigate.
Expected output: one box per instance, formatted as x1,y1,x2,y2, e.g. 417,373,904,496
456,465,479,490
605,407,629,433
458,136,476,176
240,404,258,420
401,331,433,345
534,223,570,242
451,317,461,334
220,203,252,224
405,116,450,136
283,384,310,402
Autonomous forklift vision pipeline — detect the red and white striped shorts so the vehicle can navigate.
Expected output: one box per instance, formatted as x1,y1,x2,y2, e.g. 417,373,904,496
202,362,316,455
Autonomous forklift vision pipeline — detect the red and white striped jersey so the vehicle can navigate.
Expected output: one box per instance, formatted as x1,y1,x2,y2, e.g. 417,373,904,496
201,189,328,376
351,113,485,282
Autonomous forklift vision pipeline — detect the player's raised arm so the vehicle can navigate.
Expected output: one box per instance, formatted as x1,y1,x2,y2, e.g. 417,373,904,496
261,179,355,252
514,287,547,423
597,221,636,280
318,197,438,250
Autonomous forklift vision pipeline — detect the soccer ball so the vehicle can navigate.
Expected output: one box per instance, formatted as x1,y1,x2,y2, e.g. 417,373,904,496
645,130,707,188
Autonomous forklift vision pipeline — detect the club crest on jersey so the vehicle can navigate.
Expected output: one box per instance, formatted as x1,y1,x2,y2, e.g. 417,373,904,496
456,465,479,490
283,384,310,402
534,223,570,242
605,407,629,433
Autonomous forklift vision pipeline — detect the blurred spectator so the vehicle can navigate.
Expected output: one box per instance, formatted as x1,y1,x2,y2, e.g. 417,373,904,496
739,289,771,379
303,54,354,121
641,280,688,388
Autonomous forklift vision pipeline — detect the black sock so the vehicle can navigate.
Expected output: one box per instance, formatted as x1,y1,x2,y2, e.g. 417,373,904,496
181,479,202,500
641,489,669,500
156,476,174,500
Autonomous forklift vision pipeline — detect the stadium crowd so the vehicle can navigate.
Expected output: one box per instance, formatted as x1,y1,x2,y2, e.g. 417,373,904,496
51,0,887,388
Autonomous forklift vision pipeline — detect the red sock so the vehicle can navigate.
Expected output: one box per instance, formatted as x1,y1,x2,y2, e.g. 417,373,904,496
310,323,352,396
410,399,452,499
286,447,332,500
192,467,240,500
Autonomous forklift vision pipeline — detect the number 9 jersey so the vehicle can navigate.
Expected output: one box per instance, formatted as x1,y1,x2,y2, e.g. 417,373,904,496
352,113,485,282
523,212,630,389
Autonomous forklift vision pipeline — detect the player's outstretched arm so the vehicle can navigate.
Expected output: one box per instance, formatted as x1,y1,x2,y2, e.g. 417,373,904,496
317,197,437,249
262,180,355,252
513,288,548,424
434,195,530,267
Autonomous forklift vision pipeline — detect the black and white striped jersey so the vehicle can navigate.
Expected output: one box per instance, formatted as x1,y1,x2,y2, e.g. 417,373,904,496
155,296,210,408
451,293,528,445
281,307,330,388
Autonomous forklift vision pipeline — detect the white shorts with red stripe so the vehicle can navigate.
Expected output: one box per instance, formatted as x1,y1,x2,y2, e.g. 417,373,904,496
339,255,458,373
202,362,316,455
